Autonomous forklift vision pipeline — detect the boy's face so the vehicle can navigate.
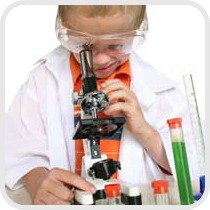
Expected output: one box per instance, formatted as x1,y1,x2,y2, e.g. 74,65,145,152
64,11,136,78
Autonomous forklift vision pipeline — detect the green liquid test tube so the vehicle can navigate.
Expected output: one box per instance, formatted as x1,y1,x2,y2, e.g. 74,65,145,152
167,118,194,205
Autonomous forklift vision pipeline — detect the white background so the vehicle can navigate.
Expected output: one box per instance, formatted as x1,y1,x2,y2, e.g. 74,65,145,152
1,1,208,209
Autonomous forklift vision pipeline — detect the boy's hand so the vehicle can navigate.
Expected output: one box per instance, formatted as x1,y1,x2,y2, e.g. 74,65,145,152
101,79,171,172
24,167,96,205
101,79,151,137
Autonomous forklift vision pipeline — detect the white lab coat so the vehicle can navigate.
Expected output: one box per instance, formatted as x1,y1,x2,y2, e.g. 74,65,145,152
5,45,199,190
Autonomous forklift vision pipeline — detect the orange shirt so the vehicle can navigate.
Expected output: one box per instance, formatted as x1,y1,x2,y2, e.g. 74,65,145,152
70,54,131,177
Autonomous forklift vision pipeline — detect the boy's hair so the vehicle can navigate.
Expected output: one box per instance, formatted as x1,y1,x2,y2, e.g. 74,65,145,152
58,5,147,29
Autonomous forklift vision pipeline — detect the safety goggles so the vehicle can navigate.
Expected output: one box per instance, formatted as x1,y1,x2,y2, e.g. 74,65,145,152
56,16,148,56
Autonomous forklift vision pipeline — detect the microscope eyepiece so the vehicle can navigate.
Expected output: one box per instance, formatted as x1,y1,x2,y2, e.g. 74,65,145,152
80,48,97,94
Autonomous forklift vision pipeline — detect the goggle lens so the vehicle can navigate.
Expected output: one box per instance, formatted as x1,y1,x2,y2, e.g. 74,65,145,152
56,16,147,56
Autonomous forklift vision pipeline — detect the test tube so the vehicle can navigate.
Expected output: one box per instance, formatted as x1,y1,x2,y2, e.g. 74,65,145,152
167,118,194,205
183,74,205,176
105,184,123,205
121,185,142,205
151,180,169,205
94,189,107,205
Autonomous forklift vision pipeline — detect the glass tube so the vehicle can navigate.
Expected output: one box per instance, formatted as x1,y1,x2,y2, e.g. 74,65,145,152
151,180,169,205
183,74,205,176
167,118,194,205
105,184,122,205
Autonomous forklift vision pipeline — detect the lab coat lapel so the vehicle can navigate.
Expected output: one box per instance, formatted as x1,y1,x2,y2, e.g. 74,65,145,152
55,57,76,172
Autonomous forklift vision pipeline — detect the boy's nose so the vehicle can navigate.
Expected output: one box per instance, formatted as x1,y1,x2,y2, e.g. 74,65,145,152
93,52,111,66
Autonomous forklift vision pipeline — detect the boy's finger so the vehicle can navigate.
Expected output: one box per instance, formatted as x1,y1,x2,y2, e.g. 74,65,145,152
101,79,121,87
52,168,96,193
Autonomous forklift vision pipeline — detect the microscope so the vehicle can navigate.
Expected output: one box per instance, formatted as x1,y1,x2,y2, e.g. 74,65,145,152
73,47,125,179
73,47,126,204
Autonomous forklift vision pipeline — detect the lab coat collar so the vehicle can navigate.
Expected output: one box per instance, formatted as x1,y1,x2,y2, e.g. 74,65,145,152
129,53,178,110
33,45,71,81
130,52,178,93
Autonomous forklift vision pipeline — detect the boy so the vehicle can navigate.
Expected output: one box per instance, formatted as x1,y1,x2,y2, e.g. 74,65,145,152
5,5,198,204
